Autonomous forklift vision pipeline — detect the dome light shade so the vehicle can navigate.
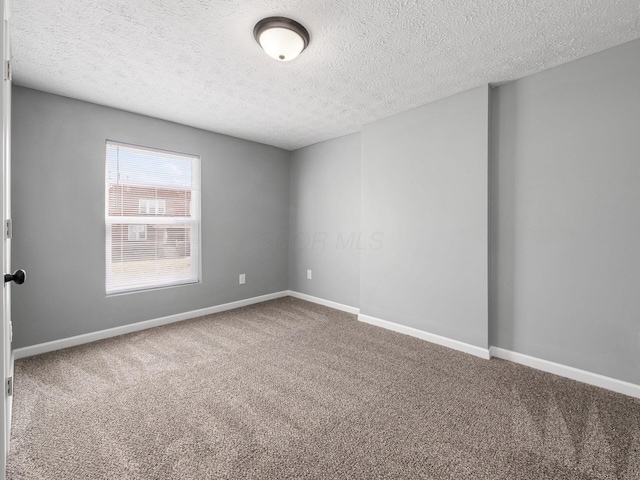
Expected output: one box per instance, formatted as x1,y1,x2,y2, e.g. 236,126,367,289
254,17,310,62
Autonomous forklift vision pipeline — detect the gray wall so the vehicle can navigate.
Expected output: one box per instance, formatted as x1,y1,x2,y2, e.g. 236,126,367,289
11,86,290,348
491,39,640,384
11,38,640,387
360,85,489,348
289,134,360,307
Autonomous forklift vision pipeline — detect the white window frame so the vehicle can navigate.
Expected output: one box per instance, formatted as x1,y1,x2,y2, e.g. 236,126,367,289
138,199,166,215
127,224,147,241
105,141,201,295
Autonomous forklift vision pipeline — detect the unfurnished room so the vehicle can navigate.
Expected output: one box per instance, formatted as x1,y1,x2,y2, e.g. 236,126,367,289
0,1,639,479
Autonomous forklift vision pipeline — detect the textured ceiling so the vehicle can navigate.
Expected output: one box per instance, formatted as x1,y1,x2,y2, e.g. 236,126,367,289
11,0,640,150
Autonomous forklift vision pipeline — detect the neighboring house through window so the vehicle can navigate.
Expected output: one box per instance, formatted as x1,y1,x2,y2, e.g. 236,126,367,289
105,141,201,294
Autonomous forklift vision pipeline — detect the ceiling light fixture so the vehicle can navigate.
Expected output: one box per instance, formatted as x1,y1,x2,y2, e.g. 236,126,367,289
254,17,310,62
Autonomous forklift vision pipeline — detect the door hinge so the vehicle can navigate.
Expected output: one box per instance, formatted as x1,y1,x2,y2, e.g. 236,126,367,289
4,60,11,82
7,377,13,396
5,219,11,239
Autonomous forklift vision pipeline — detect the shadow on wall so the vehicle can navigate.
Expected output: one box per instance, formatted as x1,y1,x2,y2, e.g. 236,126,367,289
489,83,517,348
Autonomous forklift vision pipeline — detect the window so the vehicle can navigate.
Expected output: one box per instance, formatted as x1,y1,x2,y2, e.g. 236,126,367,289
106,141,200,294
127,225,147,241
139,199,166,215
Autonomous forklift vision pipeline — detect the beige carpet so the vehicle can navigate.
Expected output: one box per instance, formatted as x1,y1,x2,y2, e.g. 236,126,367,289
7,297,640,479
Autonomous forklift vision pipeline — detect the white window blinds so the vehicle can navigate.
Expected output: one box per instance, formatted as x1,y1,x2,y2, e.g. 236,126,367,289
105,141,201,294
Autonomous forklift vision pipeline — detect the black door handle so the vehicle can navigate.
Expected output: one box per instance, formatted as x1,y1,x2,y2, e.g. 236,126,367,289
4,269,26,285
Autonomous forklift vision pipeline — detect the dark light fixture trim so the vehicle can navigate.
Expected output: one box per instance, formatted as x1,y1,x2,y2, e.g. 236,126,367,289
253,17,310,61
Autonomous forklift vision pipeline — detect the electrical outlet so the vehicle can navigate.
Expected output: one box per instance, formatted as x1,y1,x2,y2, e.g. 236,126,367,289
239,274,246,285
307,269,312,280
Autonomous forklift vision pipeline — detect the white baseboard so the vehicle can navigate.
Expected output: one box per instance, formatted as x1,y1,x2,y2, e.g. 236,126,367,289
13,291,290,359
14,290,638,400
286,290,360,315
358,314,491,360
490,347,640,400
